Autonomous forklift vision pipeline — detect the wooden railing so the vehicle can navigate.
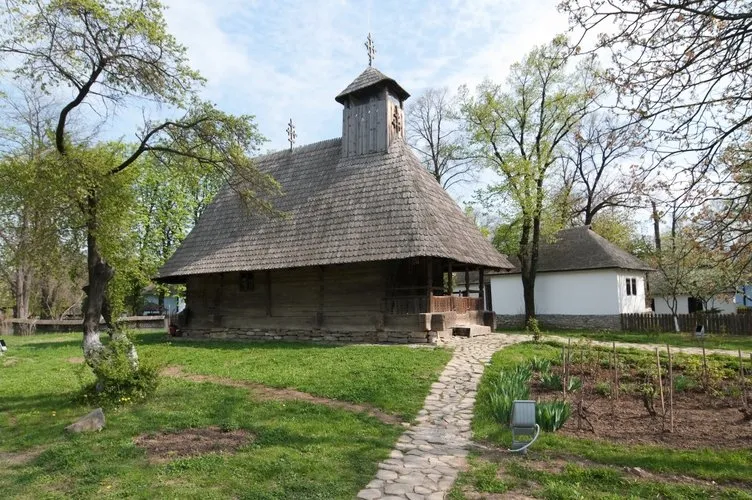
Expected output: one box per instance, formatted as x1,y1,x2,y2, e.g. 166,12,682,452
431,296,483,314
621,313,752,335
385,296,483,315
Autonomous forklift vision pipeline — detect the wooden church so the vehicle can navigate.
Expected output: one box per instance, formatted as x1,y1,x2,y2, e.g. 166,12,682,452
157,54,512,344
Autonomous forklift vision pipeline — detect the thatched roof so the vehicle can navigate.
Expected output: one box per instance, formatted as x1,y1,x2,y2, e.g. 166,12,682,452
495,225,653,275
335,67,410,104
157,138,512,281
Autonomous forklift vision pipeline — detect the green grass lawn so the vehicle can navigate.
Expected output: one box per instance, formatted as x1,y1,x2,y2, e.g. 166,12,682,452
451,342,752,499
0,331,451,498
501,329,752,352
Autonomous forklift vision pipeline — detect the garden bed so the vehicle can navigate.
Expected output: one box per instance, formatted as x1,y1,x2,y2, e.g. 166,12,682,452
530,343,752,449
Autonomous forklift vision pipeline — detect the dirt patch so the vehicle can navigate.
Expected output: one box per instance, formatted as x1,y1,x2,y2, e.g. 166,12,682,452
2,357,19,367
162,365,404,425
66,357,84,364
133,427,252,462
0,446,46,465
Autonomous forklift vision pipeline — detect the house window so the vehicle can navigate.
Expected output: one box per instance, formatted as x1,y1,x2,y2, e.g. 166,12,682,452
626,278,637,296
239,272,254,291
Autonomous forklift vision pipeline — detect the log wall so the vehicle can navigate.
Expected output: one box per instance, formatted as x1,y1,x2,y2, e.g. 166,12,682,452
185,262,388,332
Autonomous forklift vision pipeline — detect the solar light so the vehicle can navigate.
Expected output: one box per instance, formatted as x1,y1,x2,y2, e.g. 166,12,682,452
510,400,540,453
694,324,705,338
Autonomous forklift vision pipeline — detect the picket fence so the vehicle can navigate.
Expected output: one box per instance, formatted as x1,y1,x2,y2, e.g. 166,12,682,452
620,313,752,335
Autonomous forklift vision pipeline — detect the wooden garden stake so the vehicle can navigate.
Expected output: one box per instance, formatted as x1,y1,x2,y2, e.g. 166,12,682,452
613,342,619,400
739,349,748,409
656,348,665,416
701,341,708,391
667,344,674,433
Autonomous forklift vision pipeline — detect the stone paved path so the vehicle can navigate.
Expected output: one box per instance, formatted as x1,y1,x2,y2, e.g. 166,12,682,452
357,334,523,500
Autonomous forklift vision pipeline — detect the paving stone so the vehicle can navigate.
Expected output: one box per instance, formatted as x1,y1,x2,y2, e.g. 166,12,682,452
355,335,523,500
357,489,382,499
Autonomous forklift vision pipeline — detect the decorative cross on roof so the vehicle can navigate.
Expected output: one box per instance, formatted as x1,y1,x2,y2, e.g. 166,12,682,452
286,118,296,151
391,107,402,135
365,32,376,67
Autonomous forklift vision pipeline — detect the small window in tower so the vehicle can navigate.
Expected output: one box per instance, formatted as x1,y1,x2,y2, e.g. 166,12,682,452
239,272,254,292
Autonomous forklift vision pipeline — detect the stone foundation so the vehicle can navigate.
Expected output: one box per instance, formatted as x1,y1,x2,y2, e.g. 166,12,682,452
177,327,435,344
497,314,622,331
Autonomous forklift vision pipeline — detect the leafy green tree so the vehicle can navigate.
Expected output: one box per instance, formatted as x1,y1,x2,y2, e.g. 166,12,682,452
461,37,597,319
0,1,279,374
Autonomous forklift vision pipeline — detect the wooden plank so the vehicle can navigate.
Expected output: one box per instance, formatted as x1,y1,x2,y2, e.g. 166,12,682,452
426,257,433,313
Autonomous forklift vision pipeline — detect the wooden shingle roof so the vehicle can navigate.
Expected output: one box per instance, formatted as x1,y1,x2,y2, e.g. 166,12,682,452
157,138,512,281
496,226,653,275
335,66,410,104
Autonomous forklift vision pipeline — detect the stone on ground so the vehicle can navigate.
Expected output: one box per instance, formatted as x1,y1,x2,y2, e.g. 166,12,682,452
65,408,105,433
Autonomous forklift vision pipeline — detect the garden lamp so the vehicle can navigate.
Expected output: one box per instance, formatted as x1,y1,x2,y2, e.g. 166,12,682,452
510,400,540,453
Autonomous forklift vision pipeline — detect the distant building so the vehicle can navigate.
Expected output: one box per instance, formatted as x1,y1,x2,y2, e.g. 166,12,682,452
490,225,654,330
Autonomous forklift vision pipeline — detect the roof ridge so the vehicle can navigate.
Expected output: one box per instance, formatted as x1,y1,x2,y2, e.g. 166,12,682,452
255,137,341,162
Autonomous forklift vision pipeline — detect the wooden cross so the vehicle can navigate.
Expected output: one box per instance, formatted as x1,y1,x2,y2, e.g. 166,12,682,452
365,32,376,66
391,107,402,135
286,118,296,151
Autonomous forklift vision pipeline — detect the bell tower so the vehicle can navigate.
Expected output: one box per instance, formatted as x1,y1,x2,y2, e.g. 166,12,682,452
335,35,410,157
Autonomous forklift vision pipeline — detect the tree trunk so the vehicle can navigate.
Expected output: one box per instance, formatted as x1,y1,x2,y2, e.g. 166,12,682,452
82,195,138,373
518,218,537,321
13,268,32,319
651,201,662,251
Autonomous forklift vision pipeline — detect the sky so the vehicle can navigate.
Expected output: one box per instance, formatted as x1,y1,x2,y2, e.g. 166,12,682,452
158,0,569,154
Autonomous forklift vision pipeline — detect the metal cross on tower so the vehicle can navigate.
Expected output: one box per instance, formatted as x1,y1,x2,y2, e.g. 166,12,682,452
365,32,376,66
286,118,296,151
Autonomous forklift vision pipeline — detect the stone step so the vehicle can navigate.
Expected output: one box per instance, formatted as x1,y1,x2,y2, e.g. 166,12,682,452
451,325,491,338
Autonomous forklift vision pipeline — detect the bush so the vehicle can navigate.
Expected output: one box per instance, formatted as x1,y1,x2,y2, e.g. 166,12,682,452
529,357,552,374
485,365,531,425
526,317,541,342
78,333,161,406
540,372,563,391
536,400,571,432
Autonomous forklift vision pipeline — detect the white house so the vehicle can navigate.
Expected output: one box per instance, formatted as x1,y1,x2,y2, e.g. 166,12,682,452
490,226,654,330
653,293,737,315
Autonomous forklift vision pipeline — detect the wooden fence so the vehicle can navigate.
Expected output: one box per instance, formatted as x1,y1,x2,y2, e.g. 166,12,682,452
621,313,752,335
430,296,482,314
0,316,168,335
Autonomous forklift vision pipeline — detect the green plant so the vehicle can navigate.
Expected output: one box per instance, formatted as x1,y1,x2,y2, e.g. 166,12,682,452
639,383,657,416
485,365,531,424
529,356,552,373
567,376,582,392
673,374,697,393
78,333,161,406
594,381,611,397
536,400,571,432
526,317,541,342
540,372,563,391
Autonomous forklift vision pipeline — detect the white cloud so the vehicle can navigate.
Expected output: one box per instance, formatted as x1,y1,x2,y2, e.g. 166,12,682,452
160,0,570,150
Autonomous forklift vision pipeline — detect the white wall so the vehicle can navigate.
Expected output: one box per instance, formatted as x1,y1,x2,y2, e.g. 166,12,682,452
490,269,633,316
616,272,648,314
654,294,737,314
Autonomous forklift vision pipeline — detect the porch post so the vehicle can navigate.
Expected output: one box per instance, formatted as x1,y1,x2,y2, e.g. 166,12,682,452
465,267,470,297
447,261,453,295
426,256,433,313
478,266,485,310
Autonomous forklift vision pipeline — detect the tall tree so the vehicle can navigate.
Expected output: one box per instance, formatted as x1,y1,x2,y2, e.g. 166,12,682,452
406,87,474,191
561,0,752,251
462,37,597,320
0,1,279,374
562,112,645,224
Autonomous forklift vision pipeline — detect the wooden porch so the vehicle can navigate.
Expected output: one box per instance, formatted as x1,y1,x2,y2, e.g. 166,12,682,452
385,256,488,315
